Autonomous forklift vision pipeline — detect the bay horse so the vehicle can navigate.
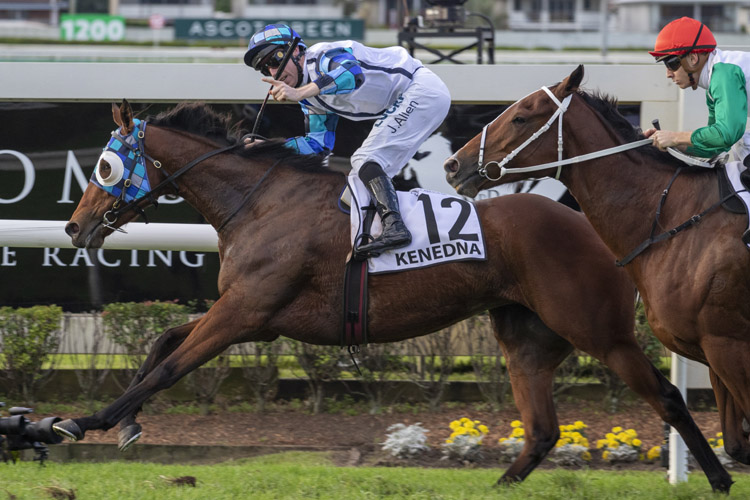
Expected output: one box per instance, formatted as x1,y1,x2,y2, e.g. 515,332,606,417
445,64,748,490
56,100,731,490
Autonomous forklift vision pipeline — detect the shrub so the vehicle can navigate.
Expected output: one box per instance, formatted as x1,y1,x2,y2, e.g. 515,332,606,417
550,421,591,466
689,431,736,468
290,341,343,414
65,313,114,412
498,419,525,463
354,343,408,415
596,426,642,463
0,305,63,402
381,423,430,458
442,417,489,462
237,341,281,413
101,301,191,390
467,313,509,410
404,328,456,411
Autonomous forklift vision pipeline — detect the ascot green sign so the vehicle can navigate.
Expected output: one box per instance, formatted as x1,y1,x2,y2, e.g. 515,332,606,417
174,19,364,41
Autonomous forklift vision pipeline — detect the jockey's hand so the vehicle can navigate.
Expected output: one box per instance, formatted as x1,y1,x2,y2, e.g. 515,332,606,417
243,136,265,149
261,78,321,103
262,77,301,102
648,129,692,151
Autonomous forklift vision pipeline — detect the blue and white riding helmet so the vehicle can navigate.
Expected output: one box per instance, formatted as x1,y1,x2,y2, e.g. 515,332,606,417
243,24,306,82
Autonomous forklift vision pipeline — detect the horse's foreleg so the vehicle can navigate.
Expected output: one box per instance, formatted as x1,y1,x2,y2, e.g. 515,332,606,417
601,344,732,493
117,318,199,450
490,307,573,484
708,367,750,464
55,298,249,442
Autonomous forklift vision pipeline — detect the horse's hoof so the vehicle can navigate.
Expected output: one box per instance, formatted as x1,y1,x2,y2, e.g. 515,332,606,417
52,419,84,441
118,423,142,452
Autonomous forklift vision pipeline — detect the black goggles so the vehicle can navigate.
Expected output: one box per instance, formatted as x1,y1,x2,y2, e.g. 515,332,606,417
662,55,683,72
259,49,286,77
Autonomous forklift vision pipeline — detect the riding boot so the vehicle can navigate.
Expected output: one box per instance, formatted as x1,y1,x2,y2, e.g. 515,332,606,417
356,175,411,257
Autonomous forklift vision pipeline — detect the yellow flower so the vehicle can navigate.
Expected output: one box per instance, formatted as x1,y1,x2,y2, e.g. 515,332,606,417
574,421,586,429
511,420,522,428
605,433,615,440
612,427,622,433
478,425,489,434
464,420,475,429
717,432,723,438
718,439,724,447
498,437,507,443
596,439,607,449
446,439,454,444
602,450,610,460
449,420,461,429
582,451,592,461
626,429,637,437
632,439,642,447
647,446,661,461
511,427,525,438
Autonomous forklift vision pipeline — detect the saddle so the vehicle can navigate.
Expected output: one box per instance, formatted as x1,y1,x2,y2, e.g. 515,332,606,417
718,160,750,214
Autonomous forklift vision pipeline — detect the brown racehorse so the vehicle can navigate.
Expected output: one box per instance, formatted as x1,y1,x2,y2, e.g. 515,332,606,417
445,64,748,491
55,100,731,491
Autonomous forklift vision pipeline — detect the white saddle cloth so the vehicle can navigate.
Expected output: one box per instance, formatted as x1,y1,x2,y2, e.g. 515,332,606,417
347,172,487,274
724,160,750,249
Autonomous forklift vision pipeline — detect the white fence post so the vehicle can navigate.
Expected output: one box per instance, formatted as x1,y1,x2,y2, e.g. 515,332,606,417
669,352,689,484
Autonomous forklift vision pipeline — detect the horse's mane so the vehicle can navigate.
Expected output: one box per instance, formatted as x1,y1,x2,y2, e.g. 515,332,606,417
576,90,685,169
148,102,331,174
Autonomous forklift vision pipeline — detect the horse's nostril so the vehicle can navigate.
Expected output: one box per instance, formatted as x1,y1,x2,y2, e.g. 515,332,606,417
65,222,79,237
443,157,459,174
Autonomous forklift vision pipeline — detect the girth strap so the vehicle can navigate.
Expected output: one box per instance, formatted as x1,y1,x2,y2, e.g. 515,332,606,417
617,167,737,266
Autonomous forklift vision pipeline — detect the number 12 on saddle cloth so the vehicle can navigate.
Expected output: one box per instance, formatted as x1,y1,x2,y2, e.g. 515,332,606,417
347,179,487,274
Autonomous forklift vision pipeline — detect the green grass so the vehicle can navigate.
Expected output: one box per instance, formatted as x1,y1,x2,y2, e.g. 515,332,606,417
2,451,748,499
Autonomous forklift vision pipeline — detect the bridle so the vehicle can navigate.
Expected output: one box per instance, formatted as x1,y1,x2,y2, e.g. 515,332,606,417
476,86,652,181
92,122,259,233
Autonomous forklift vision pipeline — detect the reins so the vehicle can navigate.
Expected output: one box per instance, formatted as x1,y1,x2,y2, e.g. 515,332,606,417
216,157,281,232
103,136,242,230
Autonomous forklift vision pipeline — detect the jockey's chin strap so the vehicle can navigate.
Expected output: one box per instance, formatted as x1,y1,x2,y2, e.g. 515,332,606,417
477,86,653,181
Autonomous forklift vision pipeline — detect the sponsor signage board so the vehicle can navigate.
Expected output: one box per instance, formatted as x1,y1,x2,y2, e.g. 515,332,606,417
174,18,364,41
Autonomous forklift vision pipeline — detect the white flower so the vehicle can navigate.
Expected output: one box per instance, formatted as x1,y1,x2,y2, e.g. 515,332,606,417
381,423,430,458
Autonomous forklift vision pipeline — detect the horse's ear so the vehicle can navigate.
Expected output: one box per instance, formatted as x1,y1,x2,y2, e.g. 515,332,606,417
556,64,584,99
112,99,134,135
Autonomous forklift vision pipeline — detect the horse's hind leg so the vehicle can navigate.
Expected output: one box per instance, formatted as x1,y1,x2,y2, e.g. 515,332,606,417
117,318,199,451
489,306,574,484
593,342,732,492
709,368,750,464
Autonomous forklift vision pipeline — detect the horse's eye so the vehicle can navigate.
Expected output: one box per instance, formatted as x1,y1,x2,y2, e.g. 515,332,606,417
512,116,526,125
99,160,112,178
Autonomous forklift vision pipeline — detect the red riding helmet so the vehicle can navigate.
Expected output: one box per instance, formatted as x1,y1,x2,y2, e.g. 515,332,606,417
649,17,716,61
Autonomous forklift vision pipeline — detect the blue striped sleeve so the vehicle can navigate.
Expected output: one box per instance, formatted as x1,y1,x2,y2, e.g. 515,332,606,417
284,102,338,155
313,47,364,95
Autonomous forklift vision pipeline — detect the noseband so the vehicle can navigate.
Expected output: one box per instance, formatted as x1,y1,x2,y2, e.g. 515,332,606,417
476,86,652,181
